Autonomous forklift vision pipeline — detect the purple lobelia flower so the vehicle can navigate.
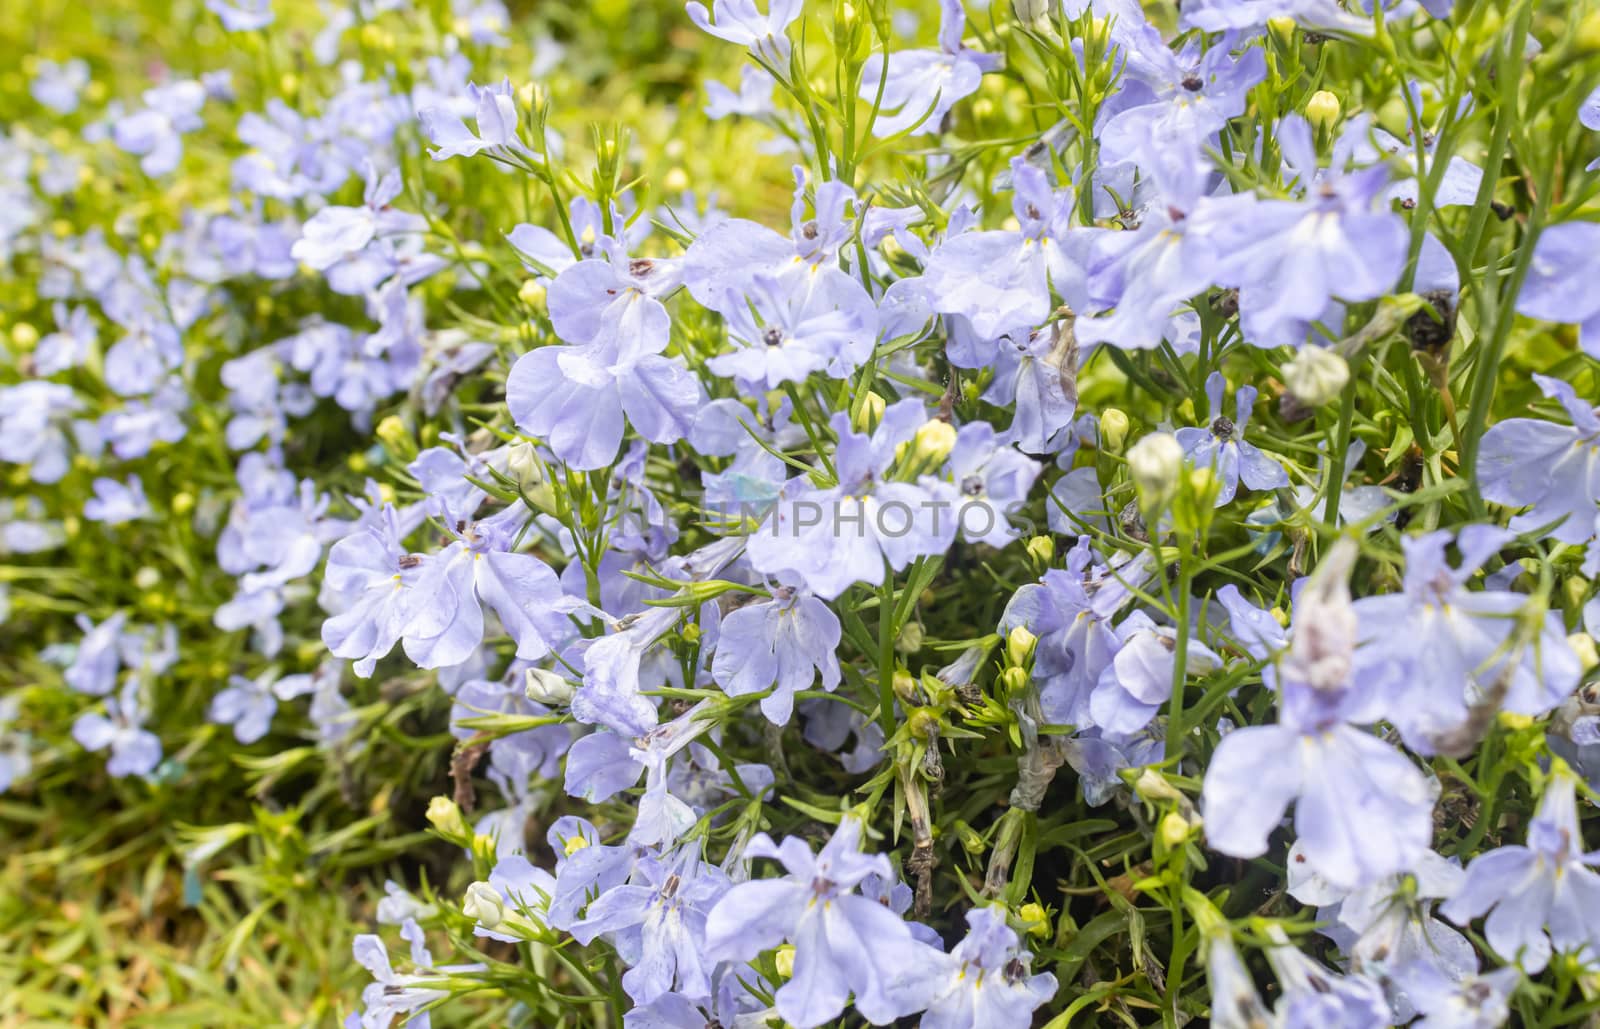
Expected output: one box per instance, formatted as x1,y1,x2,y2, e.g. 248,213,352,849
1179,0,1373,33
1478,374,1600,545
1175,372,1290,506
1264,934,1394,1027
290,163,421,276
84,476,152,526
31,58,90,114
209,669,317,744
708,270,876,388
207,0,274,30
1096,27,1265,174
418,79,532,162
1440,768,1600,973
1088,609,1222,736
918,157,1091,339
711,584,841,725
919,906,1058,1029
1076,158,1223,352
72,681,162,778
1201,540,1434,890
1001,536,1147,726
0,382,82,484
1202,115,1408,348
945,421,1043,547
1394,962,1520,1029
703,818,944,1027
1357,526,1581,750
565,703,718,848
745,400,959,600
350,919,482,1029
112,80,206,176
507,248,701,471
571,847,731,1004
685,0,801,68
860,0,1001,138
1516,221,1600,358
34,302,98,375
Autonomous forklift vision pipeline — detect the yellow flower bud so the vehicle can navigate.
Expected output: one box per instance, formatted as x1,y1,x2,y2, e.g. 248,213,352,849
895,621,924,654
172,491,195,516
1569,633,1599,673
912,419,957,464
854,391,887,433
1006,625,1037,667
663,167,690,193
1018,901,1050,937
1025,535,1054,566
375,415,413,458
774,944,796,979
1306,90,1342,132
10,322,39,349
999,666,1029,695
1099,408,1130,453
426,796,469,841
519,279,547,311
1160,811,1192,849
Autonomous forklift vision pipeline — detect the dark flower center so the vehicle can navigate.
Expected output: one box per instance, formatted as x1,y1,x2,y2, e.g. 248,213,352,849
762,327,784,347
1181,74,1204,92
961,475,984,497
800,220,819,240
629,258,655,278
1210,416,1235,440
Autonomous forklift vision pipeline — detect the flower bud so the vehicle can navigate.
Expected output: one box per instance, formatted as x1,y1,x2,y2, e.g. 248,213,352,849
892,669,919,702
1018,901,1050,938
854,391,887,432
1025,535,1054,566
1267,15,1298,48
463,881,505,928
426,796,469,841
1012,0,1049,25
774,944,797,979
1098,408,1130,453
1569,633,1599,673
1306,90,1342,131
1006,626,1037,667
895,621,925,654
1127,432,1183,508
912,420,957,464
1281,346,1350,407
10,322,38,349
172,491,195,516
999,665,1029,696
375,415,415,461
134,566,162,591
525,667,576,705
908,708,940,739
519,279,547,311
1159,811,1192,849
505,441,544,492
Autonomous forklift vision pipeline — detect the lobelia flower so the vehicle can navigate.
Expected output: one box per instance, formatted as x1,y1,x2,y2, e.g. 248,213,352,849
99,381,189,459
705,64,776,120
945,421,1043,547
1179,0,1375,33
1355,526,1581,754
1096,26,1266,174
711,584,842,724
1201,539,1435,890
350,919,483,1029
84,476,152,526
1515,221,1600,358
565,702,719,848
919,906,1058,1029
418,79,533,162
1393,961,1520,1029
207,0,274,30
745,400,959,600
72,681,162,778
290,163,422,277
1203,114,1408,348
1264,934,1394,1027
1088,609,1222,735
707,270,876,388
1440,768,1600,973
1202,930,1274,1029
112,80,207,176
703,818,944,1027
1290,843,1475,1020
685,0,801,69
1000,536,1147,726
208,669,317,744
547,817,641,931
31,58,91,114
860,0,1001,138
571,847,731,1004
0,382,82,484
918,157,1092,339
1175,372,1290,506
507,248,701,471
34,302,98,375
1477,374,1600,545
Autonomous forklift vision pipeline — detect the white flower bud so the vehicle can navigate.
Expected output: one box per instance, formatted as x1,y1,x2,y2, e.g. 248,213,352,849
463,881,505,929
1127,432,1184,507
525,667,575,705
1282,347,1350,407
1012,0,1051,25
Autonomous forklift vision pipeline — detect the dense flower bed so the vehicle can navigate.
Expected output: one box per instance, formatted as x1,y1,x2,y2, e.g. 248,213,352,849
5,0,1600,1025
